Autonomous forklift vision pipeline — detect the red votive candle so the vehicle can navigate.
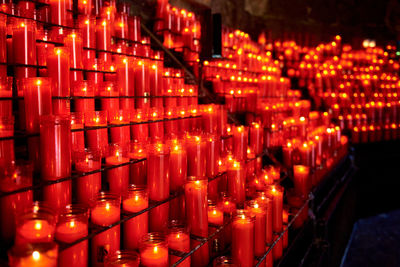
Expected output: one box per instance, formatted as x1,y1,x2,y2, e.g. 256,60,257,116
0,163,33,244
131,109,149,143
206,134,221,178
167,221,191,267
79,16,96,69
123,185,149,250
186,134,207,177
282,141,293,167
232,210,255,267
96,18,112,65
164,107,179,137
267,185,284,233
85,110,108,157
8,242,58,267
78,0,92,14
15,202,57,245
56,205,89,267
208,202,224,253
65,31,83,84
134,59,150,109
104,250,140,267
168,139,187,192
109,109,131,145
147,143,170,231
246,200,266,257
227,161,246,205
99,82,120,113
185,177,209,266
140,233,169,267
12,19,36,78
149,107,164,142
71,113,85,155
23,78,52,134
74,149,102,206
202,104,218,134
90,192,121,267
117,57,135,110
0,15,6,74
106,144,130,195
232,125,248,161
293,165,310,198
128,141,147,185
40,114,72,212
72,81,95,112
255,192,273,244
49,0,67,26
213,256,237,267
250,123,263,155
47,47,70,114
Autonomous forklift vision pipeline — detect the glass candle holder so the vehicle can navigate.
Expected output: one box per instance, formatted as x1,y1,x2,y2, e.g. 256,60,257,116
255,192,273,244
185,176,209,266
15,202,57,245
128,141,147,185
12,19,36,78
134,59,150,109
131,108,149,143
55,205,89,267
22,78,52,134
206,134,221,178
65,31,83,84
164,107,179,137
168,139,187,192
116,57,135,110
0,77,12,116
96,18,112,65
109,109,131,145
47,47,70,114
167,221,190,267
249,122,263,155
293,165,310,199
74,149,102,206
104,250,140,267
85,110,108,157
185,134,207,177
232,126,248,161
8,242,58,267
245,200,266,257
79,16,96,68
72,81,95,112
149,107,164,142
49,0,67,26
40,114,72,212
140,233,169,267
232,210,255,267
90,192,121,267
208,201,224,253
266,185,284,233
0,162,33,244
147,143,170,232
106,144,130,195
99,82,120,113
122,185,149,250
71,112,85,155
227,161,246,205
202,104,218,134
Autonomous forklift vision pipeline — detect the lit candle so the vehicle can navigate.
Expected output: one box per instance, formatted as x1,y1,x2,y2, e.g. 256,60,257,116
282,141,293,167
140,233,169,267
202,104,219,134
206,134,221,178
134,59,150,109
246,200,266,257
8,242,58,267
117,57,135,110
128,141,147,185
255,192,273,244
208,204,224,226
186,134,207,177
15,202,57,245
122,185,148,250
232,126,248,161
0,77,12,116
55,205,88,267
64,31,83,84
293,165,310,198
47,47,70,114
85,111,108,157
105,144,130,195
109,109,131,145
71,113,85,156
168,139,187,192
72,81,95,113
99,82,120,113
49,0,67,26
90,192,121,267
96,18,112,65
227,161,246,204
40,114,72,212
12,20,36,78
250,123,263,154
185,177,209,266
79,16,96,69
232,210,255,267
147,143,170,232
208,203,224,253
167,222,191,267
0,116,15,170
74,149,102,206
130,109,149,143
149,107,164,142
149,58,164,108
266,185,284,234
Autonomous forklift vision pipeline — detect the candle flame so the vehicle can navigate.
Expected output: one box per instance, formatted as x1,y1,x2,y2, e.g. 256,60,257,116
176,233,180,239
84,20,89,25
85,157,89,163
32,251,40,261
36,79,41,86
254,203,259,209
174,145,179,151
135,195,139,201
116,151,120,157
56,49,61,55
102,20,106,26
34,222,42,230
71,33,76,38
105,203,110,211
152,64,157,70
154,246,158,253
69,221,75,228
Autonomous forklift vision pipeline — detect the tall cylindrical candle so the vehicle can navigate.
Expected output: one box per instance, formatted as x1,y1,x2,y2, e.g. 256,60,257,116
232,210,255,267
140,233,169,267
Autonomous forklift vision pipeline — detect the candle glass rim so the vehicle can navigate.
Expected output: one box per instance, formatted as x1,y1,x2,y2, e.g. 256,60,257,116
147,142,170,155
233,209,255,222
84,110,108,125
8,242,58,260
104,250,140,266
58,204,89,223
213,255,237,266
16,202,57,226
123,184,148,200
91,192,121,208
186,176,207,182
140,232,167,250
40,114,71,126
